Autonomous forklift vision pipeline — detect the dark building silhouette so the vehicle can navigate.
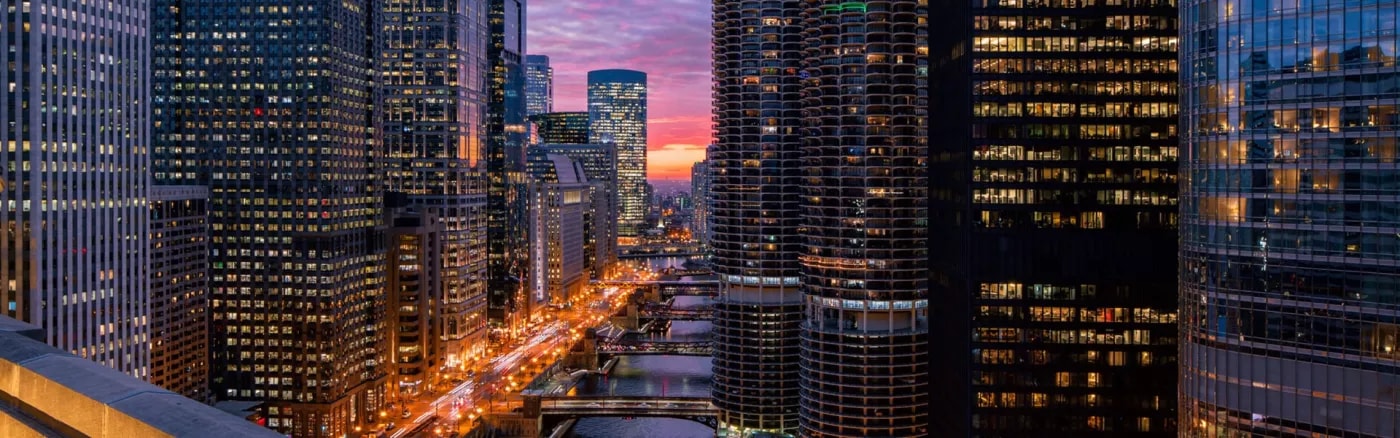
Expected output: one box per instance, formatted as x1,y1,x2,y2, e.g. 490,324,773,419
928,0,1180,436
487,0,532,336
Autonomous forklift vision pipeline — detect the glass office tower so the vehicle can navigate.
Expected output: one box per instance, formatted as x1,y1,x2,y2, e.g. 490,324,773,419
487,0,531,336
378,0,492,383
587,69,649,238
796,1,930,437
710,0,806,435
525,54,554,116
1179,0,1400,436
928,0,1180,435
153,0,388,435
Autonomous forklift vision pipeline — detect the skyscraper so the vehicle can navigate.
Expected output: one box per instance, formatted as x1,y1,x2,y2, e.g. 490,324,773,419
525,54,554,116
531,112,592,144
928,0,1179,435
2,0,151,377
710,0,806,434
1179,2,1400,436
378,0,492,379
150,186,211,402
797,1,930,436
587,69,648,238
690,158,713,246
535,143,619,280
526,153,590,307
487,0,531,336
153,0,389,435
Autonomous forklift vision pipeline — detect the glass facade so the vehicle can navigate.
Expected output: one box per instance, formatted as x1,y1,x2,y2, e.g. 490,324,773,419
531,112,592,144
929,0,1181,435
796,1,930,437
587,69,649,237
1179,0,1400,435
525,54,554,116
153,0,389,435
710,0,806,435
377,0,492,379
487,0,531,336
3,0,152,379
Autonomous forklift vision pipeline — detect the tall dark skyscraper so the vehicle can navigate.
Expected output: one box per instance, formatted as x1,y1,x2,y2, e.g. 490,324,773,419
153,0,389,435
531,112,592,144
587,69,648,238
2,0,151,377
796,1,929,436
1179,1,1400,436
710,0,806,435
525,54,554,116
487,0,531,335
378,0,492,384
928,0,1179,435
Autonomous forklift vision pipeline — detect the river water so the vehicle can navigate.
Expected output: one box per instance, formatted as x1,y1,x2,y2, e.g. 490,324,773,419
569,255,715,437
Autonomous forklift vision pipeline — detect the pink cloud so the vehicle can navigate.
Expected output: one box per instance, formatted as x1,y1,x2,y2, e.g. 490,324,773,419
527,0,712,181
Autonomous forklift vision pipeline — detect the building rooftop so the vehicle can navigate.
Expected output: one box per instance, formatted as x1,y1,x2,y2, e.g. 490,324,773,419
0,316,281,438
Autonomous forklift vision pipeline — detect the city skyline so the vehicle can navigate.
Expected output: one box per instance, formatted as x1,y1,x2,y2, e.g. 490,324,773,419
527,0,711,181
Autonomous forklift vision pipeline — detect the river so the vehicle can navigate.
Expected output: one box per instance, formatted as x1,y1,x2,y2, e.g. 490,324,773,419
567,295,714,437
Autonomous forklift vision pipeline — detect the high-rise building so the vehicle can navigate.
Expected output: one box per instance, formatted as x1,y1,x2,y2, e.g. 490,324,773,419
709,0,806,434
153,0,389,435
535,143,619,280
2,0,151,377
1178,2,1400,436
527,153,591,308
525,55,554,116
690,159,713,246
587,69,648,238
487,0,532,337
150,186,211,403
531,112,592,144
797,1,930,437
378,0,492,377
927,0,1178,435
385,208,445,399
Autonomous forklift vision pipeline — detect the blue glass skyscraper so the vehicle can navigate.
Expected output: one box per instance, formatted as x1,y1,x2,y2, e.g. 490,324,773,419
1179,0,1400,436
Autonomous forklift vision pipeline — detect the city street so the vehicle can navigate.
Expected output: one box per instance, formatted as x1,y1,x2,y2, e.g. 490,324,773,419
382,262,655,438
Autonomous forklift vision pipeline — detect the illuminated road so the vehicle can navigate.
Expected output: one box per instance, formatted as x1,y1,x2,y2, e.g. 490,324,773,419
386,261,662,437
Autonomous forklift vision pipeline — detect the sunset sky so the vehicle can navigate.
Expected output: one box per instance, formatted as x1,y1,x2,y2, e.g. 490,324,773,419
527,0,711,182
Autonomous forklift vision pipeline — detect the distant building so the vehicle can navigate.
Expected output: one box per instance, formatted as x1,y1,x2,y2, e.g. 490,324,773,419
587,69,648,237
385,208,445,399
4,0,151,378
527,153,591,309
149,186,211,403
690,160,712,246
535,143,619,280
524,55,554,116
531,112,591,145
